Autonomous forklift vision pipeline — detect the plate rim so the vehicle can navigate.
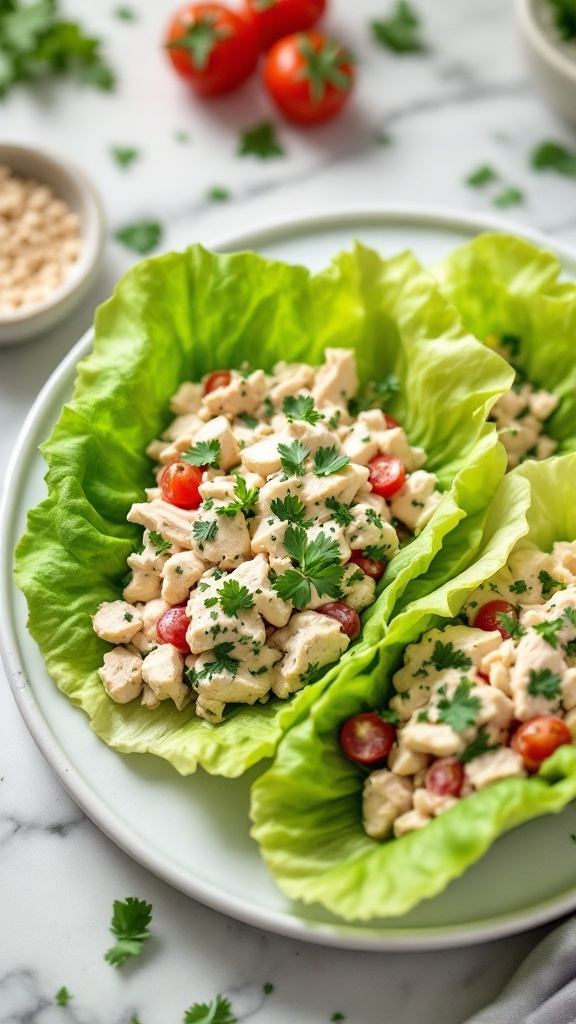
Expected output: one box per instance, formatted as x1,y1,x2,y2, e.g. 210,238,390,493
3,202,576,952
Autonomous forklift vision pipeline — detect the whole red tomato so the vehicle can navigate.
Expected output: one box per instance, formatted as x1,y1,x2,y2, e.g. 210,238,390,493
263,31,355,125
165,3,259,97
244,0,326,51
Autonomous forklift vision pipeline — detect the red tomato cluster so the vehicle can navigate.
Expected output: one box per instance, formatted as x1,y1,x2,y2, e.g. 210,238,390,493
164,1,355,125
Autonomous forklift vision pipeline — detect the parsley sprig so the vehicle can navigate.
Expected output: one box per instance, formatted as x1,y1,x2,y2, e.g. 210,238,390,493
278,439,309,477
533,618,564,649
148,529,171,556
282,394,324,425
325,495,354,527
183,439,221,469
428,641,472,672
183,994,237,1023
216,475,258,519
527,668,562,700
104,897,152,969
437,678,480,732
313,445,350,477
272,525,345,609
218,579,254,618
270,494,311,526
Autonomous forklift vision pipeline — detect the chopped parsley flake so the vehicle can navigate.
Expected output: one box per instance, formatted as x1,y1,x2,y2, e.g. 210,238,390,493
362,545,389,563
539,570,566,596
437,678,480,732
365,507,384,529
460,727,500,764
532,140,576,176
493,187,524,208
270,494,311,526
313,445,350,477
238,120,284,159
527,668,562,700
148,530,171,556
565,607,576,627
325,495,354,527
115,220,162,254
123,612,133,622
111,145,140,169
466,164,498,187
496,612,526,641
104,896,152,969
379,708,400,725
239,412,259,429
278,439,309,477
193,519,218,543
183,993,237,1023
207,186,230,202
217,475,259,519
263,982,274,995
196,643,239,680
428,641,472,672
183,439,221,469
55,987,72,1006
533,618,564,649
282,393,324,425
510,579,528,594
370,0,425,53
219,579,255,618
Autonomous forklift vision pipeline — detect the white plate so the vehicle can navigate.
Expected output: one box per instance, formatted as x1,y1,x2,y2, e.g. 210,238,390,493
3,206,576,952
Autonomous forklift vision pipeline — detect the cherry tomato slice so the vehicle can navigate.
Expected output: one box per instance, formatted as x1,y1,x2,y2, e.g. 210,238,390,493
263,31,355,126
317,602,361,639
204,369,232,395
161,461,203,510
244,0,326,51
511,716,571,773
473,600,518,640
368,454,406,499
384,414,400,430
157,605,191,653
425,757,464,797
165,3,259,97
340,712,396,766
350,549,386,582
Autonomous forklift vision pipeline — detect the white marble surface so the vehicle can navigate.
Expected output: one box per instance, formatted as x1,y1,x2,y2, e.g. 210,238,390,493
1,0,576,1021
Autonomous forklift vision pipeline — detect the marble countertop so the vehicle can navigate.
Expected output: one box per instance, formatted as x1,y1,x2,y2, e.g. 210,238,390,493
2,0,576,1020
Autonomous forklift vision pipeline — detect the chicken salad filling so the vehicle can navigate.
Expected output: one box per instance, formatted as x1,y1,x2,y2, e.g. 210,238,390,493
487,334,559,470
344,540,576,840
93,348,443,725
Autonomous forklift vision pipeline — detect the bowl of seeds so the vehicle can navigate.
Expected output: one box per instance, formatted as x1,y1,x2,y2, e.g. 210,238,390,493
0,143,106,346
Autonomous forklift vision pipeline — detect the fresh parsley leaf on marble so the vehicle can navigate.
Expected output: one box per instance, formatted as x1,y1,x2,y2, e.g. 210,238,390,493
278,439,309,477
283,393,324,425
238,120,285,159
115,5,136,20
546,0,576,40
219,579,254,618
532,140,576,176
114,220,163,254
527,668,562,700
207,186,230,202
437,678,480,732
371,1,425,53
104,896,152,969
263,982,274,995
0,1,115,99
174,130,191,143
331,1014,346,1023
183,994,237,1023
313,446,350,477
55,987,72,1006
183,439,221,469
111,145,140,168
465,164,498,187
493,187,524,208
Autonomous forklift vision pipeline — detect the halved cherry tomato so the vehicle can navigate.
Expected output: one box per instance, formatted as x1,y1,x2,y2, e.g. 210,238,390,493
425,757,464,797
384,414,400,430
204,369,232,394
368,454,406,499
317,601,361,639
263,31,355,126
244,0,326,51
340,712,396,766
511,716,571,773
473,600,517,640
161,461,203,509
350,550,386,582
164,3,259,97
157,605,191,653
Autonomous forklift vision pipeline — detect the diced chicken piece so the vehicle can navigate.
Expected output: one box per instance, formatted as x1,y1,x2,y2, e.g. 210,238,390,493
344,503,399,559
362,769,414,839
145,488,162,502
498,416,541,470
389,684,432,722
286,419,345,457
563,668,576,711
270,555,292,575
202,369,269,419
193,649,278,707
241,435,284,477
93,601,142,644
195,696,226,724
130,597,170,653
565,708,576,741
256,477,306,519
231,418,273,451
491,389,529,426
300,463,370,511
475,683,514,730
270,611,348,699
413,788,458,816
170,381,204,415
186,574,266,655
480,638,516,696
161,550,206,605
232,553,292,627
193,416,240,473
269,361,315,405
128,499,196,549
360,489,391,522
341,563,376,613
508,547,572,603
99,647,143,704
521,590,576,650
306,520,351,564
250,518,290,561
402,720,465,757
392,625,502,692
141,683,161,709
464,747,526,790
509,630,567,719
528,388,559,422
190,503,251,569
312,348,358,410
146,439,166,462
553,542,576,578
342,422,379,466
374,427,427,474
123,541,171,604
389,470,442,533
393,808,431,838
162,412,203,443
388,740,430,776
535,435,558,461
141,643,190,710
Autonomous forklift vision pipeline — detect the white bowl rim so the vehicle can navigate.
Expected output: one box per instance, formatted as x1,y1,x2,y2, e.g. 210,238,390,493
516,0,576,83
0,142,106,326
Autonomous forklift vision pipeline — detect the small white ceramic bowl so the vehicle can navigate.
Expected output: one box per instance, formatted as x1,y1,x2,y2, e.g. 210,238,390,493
516,0,576,127
0,144,106,346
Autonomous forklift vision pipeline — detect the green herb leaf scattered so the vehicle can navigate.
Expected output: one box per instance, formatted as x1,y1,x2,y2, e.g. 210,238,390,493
437,678,480,732
111,146,140,168
282,393,324,425
496,612,526,641
114,220,163,254
379,707,400,724
238,121,285,159
278,439,309,477
492,187,524,208
273,524,345,609
196,643,239,680
207,186,230,202
270,494,310,525
371,0,425,53
104,896,152,969
532,140,576,176
115,6,136,20
539,569,566,596
546,0,576,39
510,579,528,594
263,982,274,995
325,496,355,527
362,544,389,563
183,439,221,469
465,164,498,187
55,987,72,1006
460,726,500,764
193,519,218,543
218,579,254,618
148,530,171,556
183,994,237,1023
527,668,562,700
217,475,259,518
313,446,350,477
428,641,472,672
533,617,564,649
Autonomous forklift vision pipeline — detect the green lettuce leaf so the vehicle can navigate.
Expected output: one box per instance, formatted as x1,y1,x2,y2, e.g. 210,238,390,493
250,454,576,919
433,233,576,455
14,243,510,778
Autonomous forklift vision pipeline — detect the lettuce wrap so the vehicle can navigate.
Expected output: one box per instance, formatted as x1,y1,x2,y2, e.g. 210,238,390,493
14,242,511,779
250,454,576,920
433,233,576,456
